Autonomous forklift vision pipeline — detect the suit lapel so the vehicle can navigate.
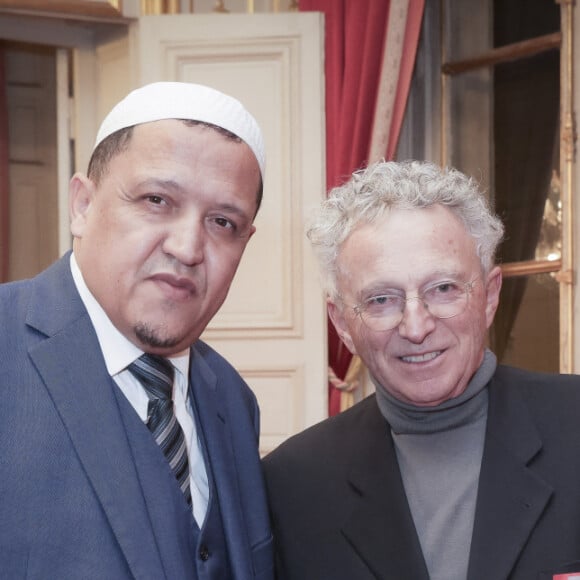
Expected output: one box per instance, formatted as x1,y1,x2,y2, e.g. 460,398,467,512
189,350,252,580
26,256,166,580
467,373,553,580
341,400,430,580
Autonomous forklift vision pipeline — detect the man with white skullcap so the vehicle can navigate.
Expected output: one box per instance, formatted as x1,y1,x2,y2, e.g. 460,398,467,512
0,82,274,580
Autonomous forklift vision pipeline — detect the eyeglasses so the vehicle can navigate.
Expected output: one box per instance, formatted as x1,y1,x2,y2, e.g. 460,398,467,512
352,277,479,332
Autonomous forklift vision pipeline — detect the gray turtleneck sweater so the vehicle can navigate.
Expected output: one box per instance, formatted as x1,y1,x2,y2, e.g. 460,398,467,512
375,350,497,580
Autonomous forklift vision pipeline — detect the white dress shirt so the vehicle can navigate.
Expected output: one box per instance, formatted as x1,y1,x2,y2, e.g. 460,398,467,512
70,253,209,527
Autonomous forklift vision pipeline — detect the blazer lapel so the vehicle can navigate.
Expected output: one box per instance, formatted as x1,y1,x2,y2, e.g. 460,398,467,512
467,375,553,580
341,401,430,580
26,257,166,580
189,350,253,580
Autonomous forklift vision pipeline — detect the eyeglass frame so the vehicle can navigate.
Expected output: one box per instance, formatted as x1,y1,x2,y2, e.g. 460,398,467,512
349,276,481,332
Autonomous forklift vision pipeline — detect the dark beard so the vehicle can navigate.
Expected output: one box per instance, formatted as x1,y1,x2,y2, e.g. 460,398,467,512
134,323,180,349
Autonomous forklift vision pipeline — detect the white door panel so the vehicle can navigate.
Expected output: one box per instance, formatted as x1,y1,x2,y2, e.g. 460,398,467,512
133,13,328,452
5,44,59,281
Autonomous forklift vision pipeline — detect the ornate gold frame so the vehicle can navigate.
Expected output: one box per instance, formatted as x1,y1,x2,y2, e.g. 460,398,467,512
558,0,575,372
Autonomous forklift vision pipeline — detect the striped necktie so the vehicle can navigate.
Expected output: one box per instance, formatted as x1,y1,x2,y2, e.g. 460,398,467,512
128,353,192,506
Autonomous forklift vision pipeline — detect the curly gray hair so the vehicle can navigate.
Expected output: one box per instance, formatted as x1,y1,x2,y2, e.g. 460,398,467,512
307,160,505,300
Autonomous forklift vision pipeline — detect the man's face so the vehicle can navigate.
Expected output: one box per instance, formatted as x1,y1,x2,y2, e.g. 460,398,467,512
70,119,260,355
329,205,502,407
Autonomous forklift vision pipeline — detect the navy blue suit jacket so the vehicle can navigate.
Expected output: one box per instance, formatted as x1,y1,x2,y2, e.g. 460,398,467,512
0,254,273,580
264,366,580,580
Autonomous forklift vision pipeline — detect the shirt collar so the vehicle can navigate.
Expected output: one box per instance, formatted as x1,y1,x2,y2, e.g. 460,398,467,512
70,253,190,378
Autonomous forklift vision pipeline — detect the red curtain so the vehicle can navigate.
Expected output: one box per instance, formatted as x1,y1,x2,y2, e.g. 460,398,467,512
0,46,9,283
300,0,425,416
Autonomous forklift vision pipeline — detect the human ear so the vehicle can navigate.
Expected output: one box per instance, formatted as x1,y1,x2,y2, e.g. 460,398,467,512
484,266,503,328
328,299,358,355
69,173,95,238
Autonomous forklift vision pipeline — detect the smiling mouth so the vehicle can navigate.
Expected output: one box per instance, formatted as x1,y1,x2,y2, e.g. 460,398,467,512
400,351,442,363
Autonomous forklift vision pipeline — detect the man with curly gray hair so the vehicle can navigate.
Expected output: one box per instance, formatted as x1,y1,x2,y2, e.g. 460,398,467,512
263,160,580,580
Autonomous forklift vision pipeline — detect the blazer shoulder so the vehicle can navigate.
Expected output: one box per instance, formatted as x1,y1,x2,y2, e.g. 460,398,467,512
494,364,580,398
0,277,35,346
0,277,31,310
193,339,237,374
193,339,246,382
192,339,257,405
263,395,383,469
491,364,580,435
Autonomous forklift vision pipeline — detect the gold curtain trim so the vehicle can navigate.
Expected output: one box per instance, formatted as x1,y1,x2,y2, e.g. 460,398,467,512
328,356,365,413
141,0,180,14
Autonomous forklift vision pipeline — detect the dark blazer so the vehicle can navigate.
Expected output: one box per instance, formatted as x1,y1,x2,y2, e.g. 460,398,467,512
263,365,580,580
0,254,273,580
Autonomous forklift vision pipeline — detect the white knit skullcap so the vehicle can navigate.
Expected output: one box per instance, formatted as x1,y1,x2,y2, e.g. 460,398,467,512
94,81,265,177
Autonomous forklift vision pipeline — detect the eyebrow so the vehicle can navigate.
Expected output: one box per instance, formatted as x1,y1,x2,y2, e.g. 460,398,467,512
211,202,252,220
135,177,182,192
136,178,252,217
360,270,466,295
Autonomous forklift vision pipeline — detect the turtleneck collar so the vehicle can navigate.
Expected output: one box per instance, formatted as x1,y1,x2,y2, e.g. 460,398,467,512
375,349,497,434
